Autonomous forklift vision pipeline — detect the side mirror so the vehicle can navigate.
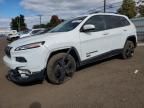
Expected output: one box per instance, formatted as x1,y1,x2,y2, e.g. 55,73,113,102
82,24,96,32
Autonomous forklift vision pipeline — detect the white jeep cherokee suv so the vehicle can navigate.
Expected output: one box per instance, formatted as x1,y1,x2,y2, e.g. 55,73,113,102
3,13,137,84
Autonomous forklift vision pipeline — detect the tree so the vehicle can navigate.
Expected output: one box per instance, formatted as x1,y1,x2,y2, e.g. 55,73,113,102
33,15,62,30
10,15,27,31
139,5,144,16
10,18,18,31
33,24,47,29
117,0,136,18
47,15,61,29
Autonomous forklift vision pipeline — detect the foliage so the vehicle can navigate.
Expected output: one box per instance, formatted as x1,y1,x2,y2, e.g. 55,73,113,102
139,5,144,16
10,15,27,31
117,0,136,18
49,15,61,28
33,24,47,29
33,15,64,29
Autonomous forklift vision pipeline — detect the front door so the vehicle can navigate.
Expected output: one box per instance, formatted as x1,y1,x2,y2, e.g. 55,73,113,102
79,15,110,61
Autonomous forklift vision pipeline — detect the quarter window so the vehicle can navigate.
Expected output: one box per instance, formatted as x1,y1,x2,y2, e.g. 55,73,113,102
120,17,130,27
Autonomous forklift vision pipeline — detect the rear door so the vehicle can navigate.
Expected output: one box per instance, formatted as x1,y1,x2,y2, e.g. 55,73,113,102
103,15,130,50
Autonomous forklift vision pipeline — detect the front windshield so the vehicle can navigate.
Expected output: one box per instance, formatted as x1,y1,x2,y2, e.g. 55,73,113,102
49,16,86,33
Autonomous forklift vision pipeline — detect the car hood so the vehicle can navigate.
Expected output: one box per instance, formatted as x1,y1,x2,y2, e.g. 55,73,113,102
9,32,68,48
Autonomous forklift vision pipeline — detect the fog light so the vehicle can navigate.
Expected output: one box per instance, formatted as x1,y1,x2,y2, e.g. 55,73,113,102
16,57,27,63
18,69,31,78
21,74,29,78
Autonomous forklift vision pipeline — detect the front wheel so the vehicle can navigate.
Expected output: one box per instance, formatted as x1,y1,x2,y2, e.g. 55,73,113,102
121,41,135,59
47,53,76,84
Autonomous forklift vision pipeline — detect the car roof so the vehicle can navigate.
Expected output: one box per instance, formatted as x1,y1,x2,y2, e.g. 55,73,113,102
79,13,127,18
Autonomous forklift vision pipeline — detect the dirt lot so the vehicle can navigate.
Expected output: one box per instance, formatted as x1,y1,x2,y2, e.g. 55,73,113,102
0,38,144,108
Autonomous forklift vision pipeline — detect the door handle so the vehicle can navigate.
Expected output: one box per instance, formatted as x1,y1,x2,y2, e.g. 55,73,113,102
123,29,127,31
103,33,109,35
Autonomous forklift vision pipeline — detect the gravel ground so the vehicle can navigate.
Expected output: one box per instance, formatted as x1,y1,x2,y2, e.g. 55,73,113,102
0,38,144,108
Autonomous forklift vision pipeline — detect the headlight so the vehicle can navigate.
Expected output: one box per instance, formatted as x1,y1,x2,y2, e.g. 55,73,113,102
15,41,45,51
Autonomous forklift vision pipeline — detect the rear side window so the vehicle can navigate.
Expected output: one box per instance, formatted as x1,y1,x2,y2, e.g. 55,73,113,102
84,15,105,32
103,15,130,30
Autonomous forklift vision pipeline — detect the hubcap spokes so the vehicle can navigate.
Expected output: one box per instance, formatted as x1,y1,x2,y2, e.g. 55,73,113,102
126,44,134,57
55,58,73,82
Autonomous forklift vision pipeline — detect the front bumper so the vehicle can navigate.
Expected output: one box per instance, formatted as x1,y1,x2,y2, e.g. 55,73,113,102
7,69,45,84
3,45,49,73
3,44,49,84
3,56,26,70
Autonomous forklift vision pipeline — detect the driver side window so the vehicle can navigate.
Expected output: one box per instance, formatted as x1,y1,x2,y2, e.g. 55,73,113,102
84,15,106,32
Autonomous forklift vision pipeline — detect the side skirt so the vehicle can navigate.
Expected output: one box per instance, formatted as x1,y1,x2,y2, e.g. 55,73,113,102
80,49,123,66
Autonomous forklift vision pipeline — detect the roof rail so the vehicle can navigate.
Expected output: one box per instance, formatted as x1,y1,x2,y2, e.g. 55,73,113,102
89,11,117,14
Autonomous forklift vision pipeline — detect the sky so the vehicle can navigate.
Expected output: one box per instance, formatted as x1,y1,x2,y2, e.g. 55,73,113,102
0,0,124,30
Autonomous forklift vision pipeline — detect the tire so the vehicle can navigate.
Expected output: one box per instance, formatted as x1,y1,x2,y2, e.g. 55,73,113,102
47,53,76,84
121,40,135,59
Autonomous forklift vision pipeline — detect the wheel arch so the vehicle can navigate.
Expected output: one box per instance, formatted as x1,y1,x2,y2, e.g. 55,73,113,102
48,47,81,68
126,35,137,48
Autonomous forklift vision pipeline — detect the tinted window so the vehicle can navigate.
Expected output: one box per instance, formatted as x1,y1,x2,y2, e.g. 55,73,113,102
84,15,105,32
49,16,86,32
120,17,130,26
103,15,130,30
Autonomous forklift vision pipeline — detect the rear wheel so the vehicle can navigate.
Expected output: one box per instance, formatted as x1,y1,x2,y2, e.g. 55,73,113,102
121,40,135,59
47,53,76,84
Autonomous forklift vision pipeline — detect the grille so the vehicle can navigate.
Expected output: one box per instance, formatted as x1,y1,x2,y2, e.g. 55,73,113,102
5,46,12,58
